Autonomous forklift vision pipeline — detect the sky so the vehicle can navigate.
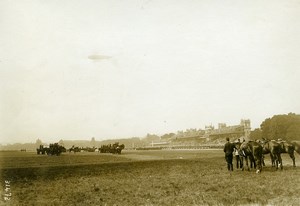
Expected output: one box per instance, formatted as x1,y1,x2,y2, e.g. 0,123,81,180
1,0,300,144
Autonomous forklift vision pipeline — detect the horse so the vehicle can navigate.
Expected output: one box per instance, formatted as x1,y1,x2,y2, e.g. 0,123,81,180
46,143,65,156
278,140,300,167
68,146,81,153
239,141,263,173
110,143,125,154
292,142,300,154
116,144,125,154
260,139,282,170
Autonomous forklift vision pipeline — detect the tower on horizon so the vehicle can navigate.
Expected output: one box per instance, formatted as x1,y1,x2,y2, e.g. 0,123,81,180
240,119,251,139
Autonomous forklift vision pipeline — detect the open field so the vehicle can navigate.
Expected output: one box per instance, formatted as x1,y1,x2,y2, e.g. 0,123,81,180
1,150,300,206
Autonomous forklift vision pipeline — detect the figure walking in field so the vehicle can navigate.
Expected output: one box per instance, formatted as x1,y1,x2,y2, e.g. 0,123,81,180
224,137,235,171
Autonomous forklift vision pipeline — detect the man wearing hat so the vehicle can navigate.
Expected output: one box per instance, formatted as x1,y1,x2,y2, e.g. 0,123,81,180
224,137,235,171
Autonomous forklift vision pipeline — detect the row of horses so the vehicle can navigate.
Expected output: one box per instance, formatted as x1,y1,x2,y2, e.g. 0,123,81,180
37,143,125,155
68,146,96,153
68,143,125,154
234,139,300,173
36,143,66,156
98,143,125,154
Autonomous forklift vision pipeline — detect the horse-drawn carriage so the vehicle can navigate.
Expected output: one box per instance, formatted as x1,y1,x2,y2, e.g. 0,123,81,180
68,146,81,153
99,142,125,154
36,143,66,156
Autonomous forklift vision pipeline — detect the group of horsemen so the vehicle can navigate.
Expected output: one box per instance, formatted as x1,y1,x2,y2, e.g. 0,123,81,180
37,142,125,155
224,137,299,173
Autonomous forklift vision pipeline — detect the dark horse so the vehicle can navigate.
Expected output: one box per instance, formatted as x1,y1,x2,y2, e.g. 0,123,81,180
239,141,263,173
293,142,300,154
278,140,300,167
111,143,125,154
68,146,81,153
260,139,282,170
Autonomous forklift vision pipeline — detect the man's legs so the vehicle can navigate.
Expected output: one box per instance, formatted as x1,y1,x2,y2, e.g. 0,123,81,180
239,156,243,168
228,154,233,171
236,155,240,168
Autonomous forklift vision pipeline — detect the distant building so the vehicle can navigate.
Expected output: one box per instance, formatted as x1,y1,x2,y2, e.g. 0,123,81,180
205,125,214,134
205,119,251,141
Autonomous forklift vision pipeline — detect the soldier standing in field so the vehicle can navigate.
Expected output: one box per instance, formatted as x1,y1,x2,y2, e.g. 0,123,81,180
234,138,242,169
224,137,235,171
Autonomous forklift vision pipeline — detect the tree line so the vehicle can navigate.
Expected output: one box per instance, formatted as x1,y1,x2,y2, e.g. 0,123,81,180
250,113,300,141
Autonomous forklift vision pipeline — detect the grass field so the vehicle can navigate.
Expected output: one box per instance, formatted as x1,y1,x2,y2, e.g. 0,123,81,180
1,149,300,206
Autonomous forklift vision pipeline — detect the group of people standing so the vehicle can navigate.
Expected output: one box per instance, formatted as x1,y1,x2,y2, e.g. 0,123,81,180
223,137,244,171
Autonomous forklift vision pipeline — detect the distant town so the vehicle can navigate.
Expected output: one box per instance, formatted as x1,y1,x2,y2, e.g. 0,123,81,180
0,119,251,151
2,112,300,151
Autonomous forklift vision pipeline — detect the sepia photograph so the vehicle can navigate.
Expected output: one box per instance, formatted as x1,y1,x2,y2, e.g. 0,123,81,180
1,0,300,205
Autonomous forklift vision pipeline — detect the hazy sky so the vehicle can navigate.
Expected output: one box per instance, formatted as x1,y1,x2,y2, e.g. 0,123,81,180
1,0,300,144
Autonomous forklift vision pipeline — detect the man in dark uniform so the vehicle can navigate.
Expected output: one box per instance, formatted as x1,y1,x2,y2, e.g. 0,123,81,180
224,137,235,171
